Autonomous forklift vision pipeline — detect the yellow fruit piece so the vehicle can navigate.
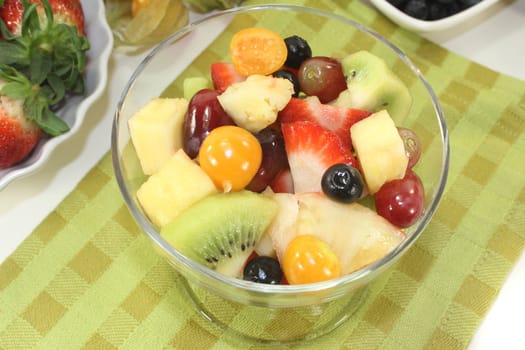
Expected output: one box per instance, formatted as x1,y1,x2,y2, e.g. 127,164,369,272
267,192,405,276
137,149,218,228
295,193,405,274
230,27,287,76
350,110,408,194
217,75,293,133
128,98,188,175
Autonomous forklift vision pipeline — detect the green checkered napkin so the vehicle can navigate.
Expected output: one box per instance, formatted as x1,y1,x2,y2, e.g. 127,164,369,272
1,0,525,348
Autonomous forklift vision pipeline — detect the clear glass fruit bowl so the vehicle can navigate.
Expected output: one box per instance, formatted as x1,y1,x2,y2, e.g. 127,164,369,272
112,4,449,342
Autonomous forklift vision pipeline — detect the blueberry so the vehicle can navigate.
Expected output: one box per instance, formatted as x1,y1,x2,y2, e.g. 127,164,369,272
428,2,448,20
243,256,283,284
459,0,482,9
387,0,407,8
284,35,312,70
321,163,364,203
446,2,461,16
273,69,300,97
403,0,429,20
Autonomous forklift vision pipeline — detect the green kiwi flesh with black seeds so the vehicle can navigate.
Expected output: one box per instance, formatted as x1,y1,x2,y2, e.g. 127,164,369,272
160,191,279,277
337,50,412,123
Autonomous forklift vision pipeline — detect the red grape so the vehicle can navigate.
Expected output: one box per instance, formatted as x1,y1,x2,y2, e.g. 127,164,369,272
246,127,288,192
374,170,425,228
398,127,422,169
297,56,347,103
183,89,235,158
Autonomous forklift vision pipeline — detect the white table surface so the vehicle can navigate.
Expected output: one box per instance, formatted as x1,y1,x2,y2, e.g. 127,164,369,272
1,1,524,349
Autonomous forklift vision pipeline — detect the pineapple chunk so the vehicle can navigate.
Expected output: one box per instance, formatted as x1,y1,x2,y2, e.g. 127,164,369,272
350,110,408,194
137,149,218,228
128,98,188,175
266,192,405,275
295,193,405,274
217,75,294,133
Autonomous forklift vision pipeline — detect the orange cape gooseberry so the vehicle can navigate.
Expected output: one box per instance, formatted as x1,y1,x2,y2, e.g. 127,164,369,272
230,27,288,76
198,125,262,192
282,234,342,285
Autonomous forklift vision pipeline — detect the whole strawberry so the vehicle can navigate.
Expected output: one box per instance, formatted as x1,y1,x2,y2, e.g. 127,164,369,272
0,87,41,168
0,65,67,168
0,0,85,38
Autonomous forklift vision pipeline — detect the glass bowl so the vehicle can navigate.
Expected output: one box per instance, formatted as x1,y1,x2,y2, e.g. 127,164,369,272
112,4,449,343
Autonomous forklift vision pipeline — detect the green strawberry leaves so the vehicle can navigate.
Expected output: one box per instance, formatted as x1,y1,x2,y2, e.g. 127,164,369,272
26,89,70,135
46,23,90,94
0,65,69,136
0,41,28,66
0,0,89,136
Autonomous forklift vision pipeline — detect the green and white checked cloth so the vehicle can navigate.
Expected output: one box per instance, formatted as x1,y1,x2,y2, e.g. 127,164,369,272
1,0,525,348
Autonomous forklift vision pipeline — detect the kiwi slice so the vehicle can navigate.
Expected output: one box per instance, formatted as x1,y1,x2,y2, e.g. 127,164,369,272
336,50,412,122
160,191,279,277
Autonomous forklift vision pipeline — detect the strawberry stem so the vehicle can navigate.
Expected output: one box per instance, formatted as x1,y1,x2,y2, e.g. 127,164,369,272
0,64,69,136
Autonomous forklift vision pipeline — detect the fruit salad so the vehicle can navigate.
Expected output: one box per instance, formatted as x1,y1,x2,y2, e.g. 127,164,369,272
127,27,426,285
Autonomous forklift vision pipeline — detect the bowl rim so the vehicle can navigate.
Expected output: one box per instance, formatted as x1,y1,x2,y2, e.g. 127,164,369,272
112,3,450,297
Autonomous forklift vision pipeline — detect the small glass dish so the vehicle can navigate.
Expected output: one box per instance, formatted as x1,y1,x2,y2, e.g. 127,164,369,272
104,0,189,51
112,4,449,343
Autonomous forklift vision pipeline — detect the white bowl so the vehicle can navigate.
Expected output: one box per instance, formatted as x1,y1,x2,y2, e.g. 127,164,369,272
0,0,113,190
368,0,500,33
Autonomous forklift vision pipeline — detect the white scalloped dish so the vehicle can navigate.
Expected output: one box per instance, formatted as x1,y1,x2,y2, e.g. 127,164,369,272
369,0,500,33
0,0,113,190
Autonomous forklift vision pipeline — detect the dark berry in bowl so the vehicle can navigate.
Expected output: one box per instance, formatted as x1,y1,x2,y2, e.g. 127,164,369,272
284,35,312,69
321,163,364,204
446,2,462,16
403,0,429,20
246,127,288,193
243,256,283,284
459,0,482,8
386,0,407,8
387,0,484,21
428,2,448,20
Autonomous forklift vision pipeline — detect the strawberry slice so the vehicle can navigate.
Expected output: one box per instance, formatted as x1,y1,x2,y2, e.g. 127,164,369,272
278,97,371,145
281,121,356,193
210,62,246,93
